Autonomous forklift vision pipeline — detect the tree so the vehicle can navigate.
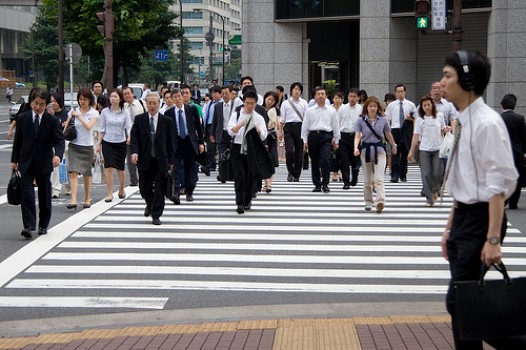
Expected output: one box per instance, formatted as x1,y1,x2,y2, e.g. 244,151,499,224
225,58,241,83
41,0,179,85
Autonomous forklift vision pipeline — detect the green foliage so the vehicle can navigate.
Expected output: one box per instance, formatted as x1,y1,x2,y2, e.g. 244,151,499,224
40,0,180,82
225,58,241,82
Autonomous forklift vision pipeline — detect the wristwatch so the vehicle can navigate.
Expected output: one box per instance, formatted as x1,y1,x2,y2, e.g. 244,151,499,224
487,237,500,245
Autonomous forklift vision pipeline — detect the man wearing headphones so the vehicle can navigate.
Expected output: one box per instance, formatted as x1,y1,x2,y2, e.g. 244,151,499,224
440,50,523,349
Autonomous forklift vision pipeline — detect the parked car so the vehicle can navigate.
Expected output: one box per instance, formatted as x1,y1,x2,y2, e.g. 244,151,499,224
64,99,79,113
118,83,144,100
9,95,29,122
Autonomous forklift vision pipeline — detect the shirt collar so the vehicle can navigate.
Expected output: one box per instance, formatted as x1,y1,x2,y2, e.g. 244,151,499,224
458,97,484,125
148,113,158,120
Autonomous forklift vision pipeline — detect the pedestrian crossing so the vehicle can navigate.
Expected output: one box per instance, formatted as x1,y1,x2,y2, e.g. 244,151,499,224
1,165,526,311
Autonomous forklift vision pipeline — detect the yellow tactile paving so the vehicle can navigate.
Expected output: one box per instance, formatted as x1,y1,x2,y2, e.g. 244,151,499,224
0,315,450,349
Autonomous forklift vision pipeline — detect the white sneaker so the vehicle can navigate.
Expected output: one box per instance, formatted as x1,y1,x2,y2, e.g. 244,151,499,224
52,192,60,199
365,205,372,211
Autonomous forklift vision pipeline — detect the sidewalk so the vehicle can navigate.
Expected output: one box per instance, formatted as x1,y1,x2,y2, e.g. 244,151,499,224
1,314,491,350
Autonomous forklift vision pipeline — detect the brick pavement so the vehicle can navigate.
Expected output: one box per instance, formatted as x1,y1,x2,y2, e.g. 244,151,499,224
0,316,497,350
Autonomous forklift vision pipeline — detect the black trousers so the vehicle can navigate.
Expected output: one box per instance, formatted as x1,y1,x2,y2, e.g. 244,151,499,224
138,159,166,220
283,122,303,178
217,131,232,180
339,132,360,185
230,144,252,206
446,202,526,349
20,168,52,230
308,131,332,188
173,136,198,196
204,124,217,170
390,128,408,180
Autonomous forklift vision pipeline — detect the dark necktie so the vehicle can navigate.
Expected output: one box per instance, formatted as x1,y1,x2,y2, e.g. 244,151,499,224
205,101,214,125
34,114,40,136
150,117,156,157
399,101,405,127
178,109,187,138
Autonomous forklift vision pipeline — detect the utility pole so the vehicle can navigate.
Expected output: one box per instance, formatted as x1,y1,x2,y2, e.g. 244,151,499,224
96,0,114,90
178,0,184,83
205,14,214,83
452,0,462,50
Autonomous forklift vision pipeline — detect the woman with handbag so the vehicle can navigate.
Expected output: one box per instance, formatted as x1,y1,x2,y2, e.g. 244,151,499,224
48,93,69,199
97,88,132,202
262,91,280,193
353,97,397,213
63,88,99,210
408,96,447,207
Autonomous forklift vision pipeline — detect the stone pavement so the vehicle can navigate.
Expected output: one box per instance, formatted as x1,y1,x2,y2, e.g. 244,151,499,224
0,315,497,350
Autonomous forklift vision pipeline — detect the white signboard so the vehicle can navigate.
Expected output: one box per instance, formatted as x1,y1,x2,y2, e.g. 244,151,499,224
432,0,447,30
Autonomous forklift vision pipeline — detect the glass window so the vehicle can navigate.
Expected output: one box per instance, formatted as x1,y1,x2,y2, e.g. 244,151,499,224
276,0,358,19
189,42,204,49
181,0,203,3
324,0,359,17
185,26,204,35
182,11,203,19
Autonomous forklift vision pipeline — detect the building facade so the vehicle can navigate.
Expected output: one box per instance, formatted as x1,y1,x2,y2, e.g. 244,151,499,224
242,0,526,114
172,0,242,84
0,5,37,79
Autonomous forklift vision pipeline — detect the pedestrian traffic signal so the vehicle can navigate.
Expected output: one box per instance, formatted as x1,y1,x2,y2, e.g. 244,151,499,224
96,10,114,38
96,12,105,35
415,0,431,30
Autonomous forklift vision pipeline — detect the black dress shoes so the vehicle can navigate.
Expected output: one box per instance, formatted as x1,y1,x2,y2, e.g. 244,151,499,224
21,228,33,239
144,206,151,217
236,205,245,214
293,177,300,182
390,178,399,183
342,184,350,190
186,194,194,202
312,187,322,192
287,174,293,182
172,193,181,205
152,218,161,225
38,228,48,235
400,177,407,182
244,204,251,210
322,186,330,193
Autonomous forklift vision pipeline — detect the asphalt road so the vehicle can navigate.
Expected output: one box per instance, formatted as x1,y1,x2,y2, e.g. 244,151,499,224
1,101,526,334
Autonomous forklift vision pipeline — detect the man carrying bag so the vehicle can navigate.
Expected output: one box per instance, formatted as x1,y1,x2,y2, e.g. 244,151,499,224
440,50,526,348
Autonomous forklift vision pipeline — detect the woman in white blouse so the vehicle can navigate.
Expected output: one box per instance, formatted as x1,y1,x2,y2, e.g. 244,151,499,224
97,88,132,202
64,88,99,209
408,96,447,206
262,91,280,193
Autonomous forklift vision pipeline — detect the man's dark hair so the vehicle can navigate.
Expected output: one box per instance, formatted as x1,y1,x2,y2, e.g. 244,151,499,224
34,90,50,104
242,85,257,96
240,76,254,85
92,80,103,89
348,88,360,96
290,82,303,94
313,86,326,95
171,88,182,96
394,84,406,92
275,85,284,93
384,93,395,103
209,85,222,94
179,83,191,91
501,94,517,110
444,50,491,96
243,90,258,101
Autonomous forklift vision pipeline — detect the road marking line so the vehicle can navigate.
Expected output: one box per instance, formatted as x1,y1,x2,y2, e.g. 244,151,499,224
0,296,167,309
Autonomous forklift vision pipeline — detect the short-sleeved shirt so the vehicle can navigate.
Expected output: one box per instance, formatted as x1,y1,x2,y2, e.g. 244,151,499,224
414,113,445,151
69,107,99,146
354,115,390,156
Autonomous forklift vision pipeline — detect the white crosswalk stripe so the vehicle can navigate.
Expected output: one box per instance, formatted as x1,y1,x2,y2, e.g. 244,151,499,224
2,165,526,309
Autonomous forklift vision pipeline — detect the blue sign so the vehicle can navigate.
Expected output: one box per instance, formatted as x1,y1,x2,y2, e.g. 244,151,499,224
199,71,205,78
154,50,169,62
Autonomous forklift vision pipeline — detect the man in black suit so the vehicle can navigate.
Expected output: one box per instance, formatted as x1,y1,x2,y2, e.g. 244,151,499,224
11,90,65,239
192,84,201,104
165,88,204,203
500,93,526,209
131,93,175,225
211,86,234,182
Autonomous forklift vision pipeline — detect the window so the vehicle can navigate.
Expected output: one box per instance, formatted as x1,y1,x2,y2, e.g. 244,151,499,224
276,0,359,20
184,26,204,35
182,11,203,19
188,42,204,49
181,0,203,3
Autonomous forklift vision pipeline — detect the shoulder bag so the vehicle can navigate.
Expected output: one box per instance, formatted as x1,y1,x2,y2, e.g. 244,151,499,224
63,116,77,141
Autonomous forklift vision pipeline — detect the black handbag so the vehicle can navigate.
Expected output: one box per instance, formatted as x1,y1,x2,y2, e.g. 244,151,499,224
7,170,22,206
63,116,77,141
454,263,526,341
165,172,174,201
302,150,309,170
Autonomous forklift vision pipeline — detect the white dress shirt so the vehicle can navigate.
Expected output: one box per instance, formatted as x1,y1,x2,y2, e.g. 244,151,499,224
174,106,188,136
301,104,341,144
338,103,363,133
124,99,145,122
227,108,267,145
222,102,232,130
445,97,518,204
385,99,417,129
280,98,309,124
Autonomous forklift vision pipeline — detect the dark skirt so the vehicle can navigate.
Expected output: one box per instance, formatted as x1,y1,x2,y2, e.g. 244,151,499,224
267,130,279,168
67,143,94,176
102,140,127,170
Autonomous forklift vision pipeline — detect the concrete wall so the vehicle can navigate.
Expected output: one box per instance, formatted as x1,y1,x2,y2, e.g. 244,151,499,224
486,0,526,115
242,0,308,97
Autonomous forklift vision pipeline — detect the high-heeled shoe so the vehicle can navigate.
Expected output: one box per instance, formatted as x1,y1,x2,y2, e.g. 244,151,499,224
105,197,113,203
118,192,126,199
66,204,77,210
83,203,91,209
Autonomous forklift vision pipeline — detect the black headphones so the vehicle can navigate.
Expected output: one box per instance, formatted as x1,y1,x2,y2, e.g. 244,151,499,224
457,50,475,91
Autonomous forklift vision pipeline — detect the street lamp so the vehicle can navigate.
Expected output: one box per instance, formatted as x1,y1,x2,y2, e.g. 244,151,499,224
195,9,226,85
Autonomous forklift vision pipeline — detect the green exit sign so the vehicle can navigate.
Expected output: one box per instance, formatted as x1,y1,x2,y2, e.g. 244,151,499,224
416,16,429,29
